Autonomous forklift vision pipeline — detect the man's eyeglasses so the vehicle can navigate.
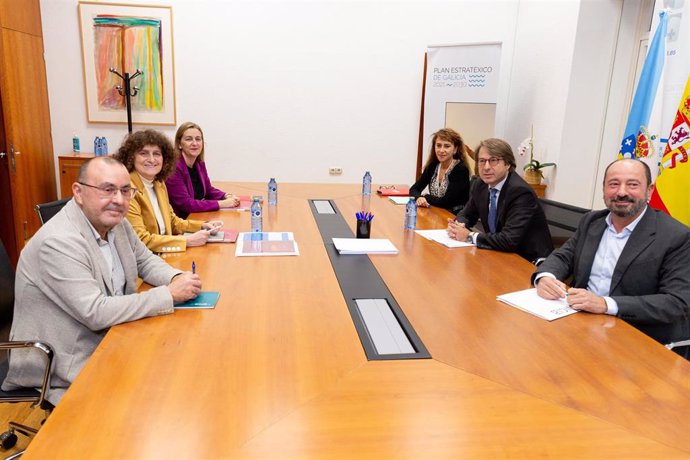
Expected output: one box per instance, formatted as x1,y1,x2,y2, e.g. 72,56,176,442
78,182,137,199
477,157,503,167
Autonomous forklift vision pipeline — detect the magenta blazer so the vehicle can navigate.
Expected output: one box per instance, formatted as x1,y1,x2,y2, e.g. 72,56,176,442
165,156,227,218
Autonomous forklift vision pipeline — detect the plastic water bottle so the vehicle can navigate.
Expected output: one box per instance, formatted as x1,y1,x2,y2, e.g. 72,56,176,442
94,137,102,156
362,171,372,196
102,137,108,155
404,197,417,230
268,178,277,205
250,197,263,232
72,134,80,153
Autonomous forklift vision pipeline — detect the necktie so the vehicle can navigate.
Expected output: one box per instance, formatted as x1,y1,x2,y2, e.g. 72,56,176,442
488,188,498,233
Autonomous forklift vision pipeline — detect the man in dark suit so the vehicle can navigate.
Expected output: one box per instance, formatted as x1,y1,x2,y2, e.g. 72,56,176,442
533,159,690,358
447,138,553,262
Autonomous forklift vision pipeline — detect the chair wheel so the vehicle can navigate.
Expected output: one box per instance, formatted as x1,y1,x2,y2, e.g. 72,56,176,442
0,430,17,449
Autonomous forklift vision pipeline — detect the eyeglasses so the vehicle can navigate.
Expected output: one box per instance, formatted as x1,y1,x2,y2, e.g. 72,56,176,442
477,157,503,167
78,182,137,199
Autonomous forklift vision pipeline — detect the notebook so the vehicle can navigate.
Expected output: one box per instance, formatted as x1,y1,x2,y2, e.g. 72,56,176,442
207,230,239,243
174,291,220,309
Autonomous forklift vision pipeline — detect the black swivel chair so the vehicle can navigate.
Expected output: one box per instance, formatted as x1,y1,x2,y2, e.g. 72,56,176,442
538,198,591,248
34,198,70,225
0,239,54,456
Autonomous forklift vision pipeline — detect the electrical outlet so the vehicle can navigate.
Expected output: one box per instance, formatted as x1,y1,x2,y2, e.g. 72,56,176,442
329,167,342,175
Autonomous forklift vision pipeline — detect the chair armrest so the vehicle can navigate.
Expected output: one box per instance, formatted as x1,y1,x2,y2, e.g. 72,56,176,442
0,341,54,409
665,339,690,350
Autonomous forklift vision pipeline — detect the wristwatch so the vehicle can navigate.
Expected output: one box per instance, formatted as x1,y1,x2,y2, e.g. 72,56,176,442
466,232,475,243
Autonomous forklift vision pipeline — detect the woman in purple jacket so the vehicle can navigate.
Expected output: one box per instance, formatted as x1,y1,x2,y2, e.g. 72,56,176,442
165,122,241,218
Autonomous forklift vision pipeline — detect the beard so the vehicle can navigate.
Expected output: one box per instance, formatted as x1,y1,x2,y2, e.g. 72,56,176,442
605,194,648,218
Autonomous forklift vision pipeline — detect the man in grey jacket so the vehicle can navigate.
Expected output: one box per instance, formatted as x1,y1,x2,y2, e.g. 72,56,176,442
2,157,202,403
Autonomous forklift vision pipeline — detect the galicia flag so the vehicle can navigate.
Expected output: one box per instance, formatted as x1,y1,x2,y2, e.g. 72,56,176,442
619,11,668,159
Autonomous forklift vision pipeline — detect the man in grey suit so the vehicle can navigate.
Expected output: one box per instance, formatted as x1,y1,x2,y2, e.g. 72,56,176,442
533,159,690,358
2,157,202,403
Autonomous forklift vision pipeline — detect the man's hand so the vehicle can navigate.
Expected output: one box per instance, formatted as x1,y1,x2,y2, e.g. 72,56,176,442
447,219,470,241
535,277,568,300
566,288,608,314
169,272,202,303
536,279,608,314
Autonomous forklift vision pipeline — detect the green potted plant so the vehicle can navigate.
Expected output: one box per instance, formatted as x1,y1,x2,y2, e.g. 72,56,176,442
518,128,555,185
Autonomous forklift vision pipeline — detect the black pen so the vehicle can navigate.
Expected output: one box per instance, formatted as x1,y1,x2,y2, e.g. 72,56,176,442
192,261,196,274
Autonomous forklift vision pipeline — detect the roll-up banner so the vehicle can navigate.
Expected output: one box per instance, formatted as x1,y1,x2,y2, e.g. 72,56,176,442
422,42,502,156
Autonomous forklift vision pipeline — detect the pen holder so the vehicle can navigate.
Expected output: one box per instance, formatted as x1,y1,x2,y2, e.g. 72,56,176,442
356,219,371,239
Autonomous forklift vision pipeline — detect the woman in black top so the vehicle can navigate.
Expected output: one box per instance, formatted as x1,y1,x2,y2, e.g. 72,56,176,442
410,128,471,213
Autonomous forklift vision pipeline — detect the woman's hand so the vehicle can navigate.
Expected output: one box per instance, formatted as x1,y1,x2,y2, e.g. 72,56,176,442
202,220,223,235
185,229,210,247
416,197,430,207
219,195,241,208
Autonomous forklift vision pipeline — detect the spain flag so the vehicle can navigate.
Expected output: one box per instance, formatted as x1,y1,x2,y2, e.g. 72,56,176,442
649,76,690,226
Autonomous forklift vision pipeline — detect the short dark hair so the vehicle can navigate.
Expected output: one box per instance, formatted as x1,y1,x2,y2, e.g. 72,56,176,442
603,159,652,188
474,138,516,175
113,130,178,181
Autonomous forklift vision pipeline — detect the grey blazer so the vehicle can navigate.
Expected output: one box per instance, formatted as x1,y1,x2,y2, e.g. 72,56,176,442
2,200,181,403
533,207,690,356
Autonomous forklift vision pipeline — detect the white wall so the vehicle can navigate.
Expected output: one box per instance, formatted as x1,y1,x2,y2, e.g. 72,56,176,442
41,0,519,187
41,0,637,206
504,0,581,196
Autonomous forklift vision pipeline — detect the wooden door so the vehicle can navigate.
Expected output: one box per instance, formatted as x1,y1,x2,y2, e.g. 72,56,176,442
0,0,56,265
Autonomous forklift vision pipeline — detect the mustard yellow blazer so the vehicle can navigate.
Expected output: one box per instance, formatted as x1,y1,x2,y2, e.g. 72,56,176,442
127,172,203,253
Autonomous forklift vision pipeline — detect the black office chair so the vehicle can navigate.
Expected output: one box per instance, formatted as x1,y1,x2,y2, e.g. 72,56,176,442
538,198,590,248
34,198,70,225
0,239,54,456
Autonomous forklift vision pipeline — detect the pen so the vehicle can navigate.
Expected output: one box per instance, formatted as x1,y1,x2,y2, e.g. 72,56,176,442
559,284,569,298
192,261,196,274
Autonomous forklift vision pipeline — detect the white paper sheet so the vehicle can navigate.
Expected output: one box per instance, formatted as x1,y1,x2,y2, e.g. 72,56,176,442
415,229,474,248
496,288,578,321
332,238,398,255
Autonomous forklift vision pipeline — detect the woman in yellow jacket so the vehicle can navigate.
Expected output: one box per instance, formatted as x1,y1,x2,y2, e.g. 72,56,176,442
114,130,223,253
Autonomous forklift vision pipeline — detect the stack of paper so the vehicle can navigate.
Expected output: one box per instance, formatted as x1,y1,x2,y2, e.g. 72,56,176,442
332,238,398,255
496,288,578,321
415,229,474,248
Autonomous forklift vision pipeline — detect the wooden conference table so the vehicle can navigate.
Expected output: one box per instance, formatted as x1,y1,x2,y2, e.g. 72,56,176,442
23,183,690,458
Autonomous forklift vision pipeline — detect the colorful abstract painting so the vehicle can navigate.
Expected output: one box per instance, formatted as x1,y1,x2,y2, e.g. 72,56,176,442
79,2,176,125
